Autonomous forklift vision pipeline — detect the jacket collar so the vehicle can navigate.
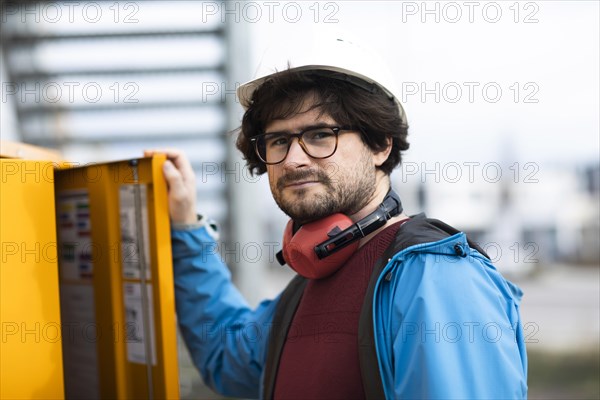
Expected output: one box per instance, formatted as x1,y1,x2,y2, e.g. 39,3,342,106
391,213,490,259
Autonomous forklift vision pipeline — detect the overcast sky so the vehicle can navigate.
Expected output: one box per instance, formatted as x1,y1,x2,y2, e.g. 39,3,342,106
248,1,599,167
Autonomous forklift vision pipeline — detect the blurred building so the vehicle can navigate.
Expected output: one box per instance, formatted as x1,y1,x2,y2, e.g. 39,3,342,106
394,161,600,276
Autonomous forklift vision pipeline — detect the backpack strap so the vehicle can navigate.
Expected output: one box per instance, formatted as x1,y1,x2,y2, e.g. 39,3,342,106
358,242,398,399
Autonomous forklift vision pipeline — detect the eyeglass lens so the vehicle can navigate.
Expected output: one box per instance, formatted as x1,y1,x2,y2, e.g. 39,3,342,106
256,127,338,164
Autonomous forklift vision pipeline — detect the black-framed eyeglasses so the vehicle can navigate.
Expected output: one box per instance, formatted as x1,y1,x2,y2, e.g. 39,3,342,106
250,126,353,165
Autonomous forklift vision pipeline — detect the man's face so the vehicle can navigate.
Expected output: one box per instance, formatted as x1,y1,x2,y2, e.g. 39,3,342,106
265,103,385,224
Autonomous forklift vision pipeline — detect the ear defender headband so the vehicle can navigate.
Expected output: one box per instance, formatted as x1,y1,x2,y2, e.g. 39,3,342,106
276,190,403,279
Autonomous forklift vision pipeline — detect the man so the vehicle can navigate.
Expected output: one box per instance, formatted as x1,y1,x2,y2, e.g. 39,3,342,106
147,37,527,399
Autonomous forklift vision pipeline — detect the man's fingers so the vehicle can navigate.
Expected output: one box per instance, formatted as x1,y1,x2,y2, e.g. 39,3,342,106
162,160,185,191
145,148,195,183
169,154,195,183
161,159,197,224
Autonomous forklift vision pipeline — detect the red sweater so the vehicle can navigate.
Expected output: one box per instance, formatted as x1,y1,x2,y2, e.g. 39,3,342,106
274,221,405,399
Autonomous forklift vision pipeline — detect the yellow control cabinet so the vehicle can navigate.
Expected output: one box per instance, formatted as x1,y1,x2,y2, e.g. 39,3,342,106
1,159,65,399
1,152,179,399
54,156,179,399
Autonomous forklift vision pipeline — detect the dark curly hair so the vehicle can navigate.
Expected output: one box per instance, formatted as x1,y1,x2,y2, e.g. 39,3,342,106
236,69,409,175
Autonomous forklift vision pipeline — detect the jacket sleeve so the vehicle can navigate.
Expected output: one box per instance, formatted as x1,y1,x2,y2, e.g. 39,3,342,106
389,248,528,399
171,226,280,398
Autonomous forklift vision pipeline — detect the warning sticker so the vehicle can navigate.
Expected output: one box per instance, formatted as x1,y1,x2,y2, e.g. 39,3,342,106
119,185,151,280
57,190,94,282
123,282,157,365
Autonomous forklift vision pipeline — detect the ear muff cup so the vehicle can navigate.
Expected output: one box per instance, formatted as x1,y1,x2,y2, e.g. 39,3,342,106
282,213,360,279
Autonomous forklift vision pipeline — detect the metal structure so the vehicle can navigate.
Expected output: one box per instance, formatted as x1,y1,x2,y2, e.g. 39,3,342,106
1,1,230,224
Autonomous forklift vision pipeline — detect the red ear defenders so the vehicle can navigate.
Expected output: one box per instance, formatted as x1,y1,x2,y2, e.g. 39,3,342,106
276,190,403,279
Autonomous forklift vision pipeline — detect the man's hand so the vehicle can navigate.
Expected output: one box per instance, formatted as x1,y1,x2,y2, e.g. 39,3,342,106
144,149,197,225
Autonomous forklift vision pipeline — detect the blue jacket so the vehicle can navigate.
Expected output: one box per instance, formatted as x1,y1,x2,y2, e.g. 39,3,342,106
172,215,528,399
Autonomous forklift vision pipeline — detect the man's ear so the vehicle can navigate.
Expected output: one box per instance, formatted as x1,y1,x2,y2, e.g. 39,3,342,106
373,136,393,167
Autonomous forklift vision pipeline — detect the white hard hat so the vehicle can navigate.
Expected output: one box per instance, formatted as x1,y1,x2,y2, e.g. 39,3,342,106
237,30,407,123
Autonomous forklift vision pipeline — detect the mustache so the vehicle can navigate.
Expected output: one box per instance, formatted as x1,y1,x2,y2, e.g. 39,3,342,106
277,169,331,190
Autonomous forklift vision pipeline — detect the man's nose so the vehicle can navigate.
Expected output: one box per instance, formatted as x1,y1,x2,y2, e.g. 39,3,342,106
283,138,310,167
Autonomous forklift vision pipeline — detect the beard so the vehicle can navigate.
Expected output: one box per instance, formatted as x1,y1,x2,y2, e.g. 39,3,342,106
270,151,377,224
